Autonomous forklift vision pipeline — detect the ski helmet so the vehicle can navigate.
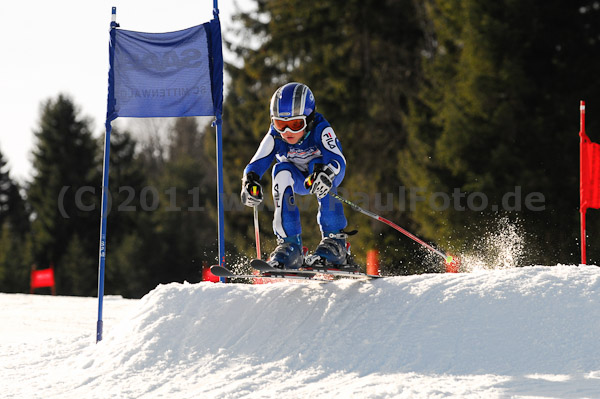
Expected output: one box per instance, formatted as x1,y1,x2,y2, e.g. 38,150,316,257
270,82,316,119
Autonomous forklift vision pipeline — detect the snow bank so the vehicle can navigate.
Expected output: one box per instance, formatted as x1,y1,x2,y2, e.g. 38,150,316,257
4,265,600,398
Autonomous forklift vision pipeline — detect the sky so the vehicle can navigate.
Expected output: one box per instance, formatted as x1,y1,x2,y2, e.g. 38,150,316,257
0,0,252,183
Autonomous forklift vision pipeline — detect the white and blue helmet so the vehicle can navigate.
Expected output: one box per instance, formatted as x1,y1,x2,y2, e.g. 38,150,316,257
270,82,316,119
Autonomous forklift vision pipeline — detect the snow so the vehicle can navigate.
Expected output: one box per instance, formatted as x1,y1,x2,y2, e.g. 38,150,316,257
3,265,600,398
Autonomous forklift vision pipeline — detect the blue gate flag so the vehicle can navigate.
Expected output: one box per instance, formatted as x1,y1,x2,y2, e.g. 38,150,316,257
98,8,225,343
107,19,223,121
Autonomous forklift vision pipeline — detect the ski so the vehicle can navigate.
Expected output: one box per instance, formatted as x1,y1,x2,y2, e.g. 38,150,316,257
210,265,251,278
250,259,382,280
209,265,330,282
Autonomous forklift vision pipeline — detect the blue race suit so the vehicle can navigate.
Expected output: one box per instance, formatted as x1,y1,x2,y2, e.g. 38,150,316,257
244,112,347,239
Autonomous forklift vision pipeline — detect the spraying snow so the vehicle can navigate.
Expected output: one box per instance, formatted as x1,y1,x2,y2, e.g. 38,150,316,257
458,217,525,272
3,265,600,398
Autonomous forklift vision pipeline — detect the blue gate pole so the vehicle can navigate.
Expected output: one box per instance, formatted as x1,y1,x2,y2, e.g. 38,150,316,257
96,122,112,343
97,7,118,343
215,116,225,268
213,0,226,270
96,121,112,343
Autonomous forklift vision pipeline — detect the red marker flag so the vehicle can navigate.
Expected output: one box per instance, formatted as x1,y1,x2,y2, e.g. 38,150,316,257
580,101,600,264
30,265,56,295
580,103,600,211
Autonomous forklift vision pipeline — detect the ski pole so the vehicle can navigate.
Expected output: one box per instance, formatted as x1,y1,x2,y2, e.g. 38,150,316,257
329,192,456,265
253,206,261,259
248,181,263,259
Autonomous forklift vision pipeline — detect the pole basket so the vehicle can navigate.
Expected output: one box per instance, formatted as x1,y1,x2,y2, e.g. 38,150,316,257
445,255,460,273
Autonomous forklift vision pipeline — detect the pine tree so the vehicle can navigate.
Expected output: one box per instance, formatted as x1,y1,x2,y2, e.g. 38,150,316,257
152,117,218,285
0,148,30,233
103,118,219,296
224,0,426,271
0,149,13,228
99,128,155,297
0,224,32,293
0,148,31,292
28,94,99,294
402,0,600,264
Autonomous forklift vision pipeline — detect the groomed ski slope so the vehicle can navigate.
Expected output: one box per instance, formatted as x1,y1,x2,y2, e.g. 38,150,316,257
3,265,600,398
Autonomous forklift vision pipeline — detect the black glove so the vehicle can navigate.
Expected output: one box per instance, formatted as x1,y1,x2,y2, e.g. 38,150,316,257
304,164,336,199
241,172,263,207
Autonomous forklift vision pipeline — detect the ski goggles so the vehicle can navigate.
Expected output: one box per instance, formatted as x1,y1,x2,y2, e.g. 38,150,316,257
272,116,307,134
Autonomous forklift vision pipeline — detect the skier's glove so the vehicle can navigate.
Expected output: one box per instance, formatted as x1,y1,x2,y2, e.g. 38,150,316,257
241,172,263,207
304,164,336,199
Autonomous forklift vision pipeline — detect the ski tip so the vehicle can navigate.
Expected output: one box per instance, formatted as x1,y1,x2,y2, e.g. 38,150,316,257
250,259,279,271
210,265,234,277
250,259,268,267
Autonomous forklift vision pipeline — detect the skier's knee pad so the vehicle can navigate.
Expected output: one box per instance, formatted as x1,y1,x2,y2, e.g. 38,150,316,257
272,162,310,195
272,168,294,206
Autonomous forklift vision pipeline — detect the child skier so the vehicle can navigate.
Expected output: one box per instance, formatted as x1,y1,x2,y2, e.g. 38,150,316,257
241,82,355,270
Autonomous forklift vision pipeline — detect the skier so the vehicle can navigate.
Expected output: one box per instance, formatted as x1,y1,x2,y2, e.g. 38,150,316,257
241,82,355,270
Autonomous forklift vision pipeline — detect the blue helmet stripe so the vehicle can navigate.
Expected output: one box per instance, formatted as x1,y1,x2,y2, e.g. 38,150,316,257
282,83,296,116
292,83,305,116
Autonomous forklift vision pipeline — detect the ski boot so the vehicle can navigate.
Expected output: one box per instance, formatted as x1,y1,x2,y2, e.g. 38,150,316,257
267,234,304,269
305,231,358,272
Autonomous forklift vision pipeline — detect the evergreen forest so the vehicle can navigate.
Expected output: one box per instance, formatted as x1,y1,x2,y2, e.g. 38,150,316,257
1,0,600,297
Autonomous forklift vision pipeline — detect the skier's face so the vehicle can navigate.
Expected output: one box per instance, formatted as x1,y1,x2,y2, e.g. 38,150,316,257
272,116,307,144
281,129,305,144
